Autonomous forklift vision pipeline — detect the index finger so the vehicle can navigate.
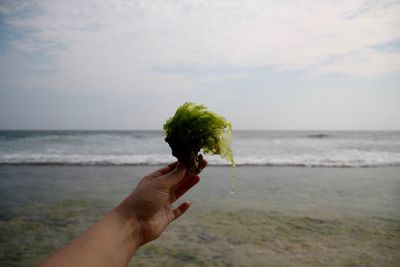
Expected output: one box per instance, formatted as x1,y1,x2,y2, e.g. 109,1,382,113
147,161,178,179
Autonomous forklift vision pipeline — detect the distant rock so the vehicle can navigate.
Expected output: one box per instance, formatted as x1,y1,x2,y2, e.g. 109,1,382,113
307,134,330,139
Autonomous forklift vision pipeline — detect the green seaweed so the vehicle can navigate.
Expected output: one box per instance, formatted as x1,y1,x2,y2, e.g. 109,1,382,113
163,102,235,191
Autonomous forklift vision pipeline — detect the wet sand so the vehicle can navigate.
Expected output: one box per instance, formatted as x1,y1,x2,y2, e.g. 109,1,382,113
0,165,399,266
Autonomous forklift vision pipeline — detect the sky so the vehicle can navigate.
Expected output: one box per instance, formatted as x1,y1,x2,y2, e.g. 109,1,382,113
0,0,399,130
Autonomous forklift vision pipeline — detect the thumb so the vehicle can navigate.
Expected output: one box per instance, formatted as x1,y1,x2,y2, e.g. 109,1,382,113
160,162,186,188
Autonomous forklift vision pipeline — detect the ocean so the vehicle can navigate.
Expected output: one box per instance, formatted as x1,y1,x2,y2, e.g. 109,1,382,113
1,130,400,167
1,130,400,266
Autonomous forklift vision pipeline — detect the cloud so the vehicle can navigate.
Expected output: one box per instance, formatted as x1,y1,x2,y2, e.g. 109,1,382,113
1,0,400,92
316,48,400,77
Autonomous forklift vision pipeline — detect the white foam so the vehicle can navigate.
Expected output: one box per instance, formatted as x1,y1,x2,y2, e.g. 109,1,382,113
1,131,400,167
1,151,400,167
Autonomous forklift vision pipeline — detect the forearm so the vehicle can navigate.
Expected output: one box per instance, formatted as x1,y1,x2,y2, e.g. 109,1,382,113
38,206,141,267
37,162,199,267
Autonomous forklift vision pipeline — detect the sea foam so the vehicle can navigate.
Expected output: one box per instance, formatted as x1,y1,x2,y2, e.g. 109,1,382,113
1,130,400,167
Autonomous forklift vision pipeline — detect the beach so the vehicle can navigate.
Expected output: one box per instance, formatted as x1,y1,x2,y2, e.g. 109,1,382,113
1,165,399,266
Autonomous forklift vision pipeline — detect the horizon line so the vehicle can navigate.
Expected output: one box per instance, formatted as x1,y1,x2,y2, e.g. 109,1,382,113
0,128,399,132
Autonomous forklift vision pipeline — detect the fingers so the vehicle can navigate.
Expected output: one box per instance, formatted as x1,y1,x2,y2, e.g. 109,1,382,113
171,175,200,203
147,161,179,179
172,201,191,221
149,159,207,180
159,162,186,188
169,159,206,202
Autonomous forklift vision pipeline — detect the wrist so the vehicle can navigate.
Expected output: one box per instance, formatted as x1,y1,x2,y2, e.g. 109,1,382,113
113,203,144,251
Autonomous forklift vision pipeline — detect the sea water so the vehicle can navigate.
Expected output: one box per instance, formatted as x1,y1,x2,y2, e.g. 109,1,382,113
1,130,400,266
1,130,400,167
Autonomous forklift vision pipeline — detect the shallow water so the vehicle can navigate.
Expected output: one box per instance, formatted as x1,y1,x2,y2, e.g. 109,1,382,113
0,166,399,266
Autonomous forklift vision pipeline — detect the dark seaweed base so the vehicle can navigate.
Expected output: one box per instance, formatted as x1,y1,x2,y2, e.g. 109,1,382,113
185,153,204,175
165,137,204,175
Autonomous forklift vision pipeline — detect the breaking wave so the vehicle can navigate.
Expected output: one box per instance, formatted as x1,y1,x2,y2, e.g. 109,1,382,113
1,153,399,167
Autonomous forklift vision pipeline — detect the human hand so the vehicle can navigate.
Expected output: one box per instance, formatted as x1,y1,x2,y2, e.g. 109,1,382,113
38,161,207,267
117,161,207,246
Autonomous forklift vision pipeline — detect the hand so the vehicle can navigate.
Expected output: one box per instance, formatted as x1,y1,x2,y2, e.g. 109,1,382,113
38,161,207,267
117,161,207,245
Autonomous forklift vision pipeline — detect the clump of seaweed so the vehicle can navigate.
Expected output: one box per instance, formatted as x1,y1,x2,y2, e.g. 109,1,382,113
163,102,235,191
